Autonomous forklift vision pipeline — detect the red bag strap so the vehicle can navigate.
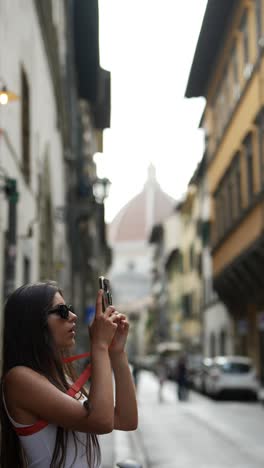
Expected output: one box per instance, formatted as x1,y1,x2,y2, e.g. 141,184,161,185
63,351,90,363
15,353,92,436
66,363,91,397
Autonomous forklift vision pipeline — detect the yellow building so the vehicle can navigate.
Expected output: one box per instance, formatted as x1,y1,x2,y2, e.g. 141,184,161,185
186,0,264,381
164,185,202,354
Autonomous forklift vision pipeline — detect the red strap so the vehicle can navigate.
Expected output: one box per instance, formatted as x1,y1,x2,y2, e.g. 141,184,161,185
67,365,91,397
15,354,92,436
15,419,50,437
63,352,90,363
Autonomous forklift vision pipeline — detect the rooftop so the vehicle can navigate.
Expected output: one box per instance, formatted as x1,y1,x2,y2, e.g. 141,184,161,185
185,0,236,98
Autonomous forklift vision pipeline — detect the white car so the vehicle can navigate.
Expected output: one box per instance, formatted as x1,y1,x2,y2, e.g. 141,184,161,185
204,356,260,399
192,358,213,393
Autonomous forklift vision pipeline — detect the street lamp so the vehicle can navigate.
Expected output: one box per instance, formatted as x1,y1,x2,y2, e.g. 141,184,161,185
93,177,111,203
0,79,19,106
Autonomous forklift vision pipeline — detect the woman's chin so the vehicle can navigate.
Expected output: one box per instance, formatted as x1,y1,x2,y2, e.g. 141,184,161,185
62,338,76,349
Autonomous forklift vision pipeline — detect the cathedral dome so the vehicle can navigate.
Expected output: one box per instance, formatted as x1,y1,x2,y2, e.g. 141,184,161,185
109,165,175,243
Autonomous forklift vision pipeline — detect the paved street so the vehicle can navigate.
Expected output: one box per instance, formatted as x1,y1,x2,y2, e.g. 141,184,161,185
100,370,264,468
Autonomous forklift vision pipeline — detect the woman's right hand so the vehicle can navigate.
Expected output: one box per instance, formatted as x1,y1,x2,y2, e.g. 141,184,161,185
89,290,118,349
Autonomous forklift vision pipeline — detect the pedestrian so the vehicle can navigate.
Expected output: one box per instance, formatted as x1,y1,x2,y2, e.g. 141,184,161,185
0,280,138,467
156,360,167,403
175,354,189,401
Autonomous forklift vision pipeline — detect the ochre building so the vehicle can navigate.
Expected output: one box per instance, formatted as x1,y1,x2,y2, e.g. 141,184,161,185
186,0,264,382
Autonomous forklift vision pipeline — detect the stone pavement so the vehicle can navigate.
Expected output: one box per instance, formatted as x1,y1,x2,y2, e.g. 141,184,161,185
100,432,114,468
100,371,264,468
100,424,146,468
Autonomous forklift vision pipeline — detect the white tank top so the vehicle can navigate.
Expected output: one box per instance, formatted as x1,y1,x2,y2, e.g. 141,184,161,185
3,393,101,467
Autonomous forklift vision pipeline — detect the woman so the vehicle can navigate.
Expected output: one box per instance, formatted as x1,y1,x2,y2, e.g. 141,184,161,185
0,281,138,467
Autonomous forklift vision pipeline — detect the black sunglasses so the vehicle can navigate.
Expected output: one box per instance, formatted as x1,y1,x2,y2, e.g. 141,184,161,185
47,304,75,320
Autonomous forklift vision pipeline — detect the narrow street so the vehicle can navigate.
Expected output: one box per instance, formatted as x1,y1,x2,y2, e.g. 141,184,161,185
101,370,264,468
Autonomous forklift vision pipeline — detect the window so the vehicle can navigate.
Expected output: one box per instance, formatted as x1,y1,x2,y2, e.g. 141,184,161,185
231,43,239,101
255,0,262,46
214,189,222,240
197,253,202,276
257,111,264,187
227,179,234,226
214,153,243,242
224,71,230,104
231,44,238,82
240,12,249,67
223,69,231,120
215,152,243,223
182,294,192,318
21,68,31,184
221,188,228,233
244,134,254,204
201,220,210,246
234,154,242,216
212,88,223,142
220,362,250,374
218,89,226,133
189,245,194,270
176,251,183,273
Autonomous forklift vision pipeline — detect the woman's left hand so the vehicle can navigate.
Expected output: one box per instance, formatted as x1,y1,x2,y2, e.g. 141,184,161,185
109,311,129,354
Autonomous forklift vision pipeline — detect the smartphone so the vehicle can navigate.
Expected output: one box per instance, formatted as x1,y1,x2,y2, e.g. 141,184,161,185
98,276,113,311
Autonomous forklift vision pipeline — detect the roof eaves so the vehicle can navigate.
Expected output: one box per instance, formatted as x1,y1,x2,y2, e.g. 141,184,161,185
185,0,237,99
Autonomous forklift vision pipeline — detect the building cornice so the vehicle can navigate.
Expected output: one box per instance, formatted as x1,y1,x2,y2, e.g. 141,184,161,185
185,0,237,98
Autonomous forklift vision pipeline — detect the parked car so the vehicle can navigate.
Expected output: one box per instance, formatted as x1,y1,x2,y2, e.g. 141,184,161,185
204,356,260,399
192,357,213,393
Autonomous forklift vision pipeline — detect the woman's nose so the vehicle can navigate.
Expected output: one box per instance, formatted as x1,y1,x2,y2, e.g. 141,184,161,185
69,311,77,321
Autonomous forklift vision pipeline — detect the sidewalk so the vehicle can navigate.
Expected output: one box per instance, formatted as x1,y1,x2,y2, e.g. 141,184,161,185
100,432,114,468
100,424,147,468
100,373,264,468
100,369,147,468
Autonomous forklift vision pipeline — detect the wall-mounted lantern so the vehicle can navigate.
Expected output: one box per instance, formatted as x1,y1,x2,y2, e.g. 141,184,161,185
93,177,111,203
0,80,19,105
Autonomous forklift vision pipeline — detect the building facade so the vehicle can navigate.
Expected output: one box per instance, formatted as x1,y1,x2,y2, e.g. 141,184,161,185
0,0,70,328
186,0,264,380
0,0,111,352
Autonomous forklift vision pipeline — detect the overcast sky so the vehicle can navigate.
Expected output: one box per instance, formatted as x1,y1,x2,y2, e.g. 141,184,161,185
96,0,207,223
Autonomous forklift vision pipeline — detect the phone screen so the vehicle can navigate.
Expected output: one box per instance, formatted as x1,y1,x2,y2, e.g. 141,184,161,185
99,276,113,311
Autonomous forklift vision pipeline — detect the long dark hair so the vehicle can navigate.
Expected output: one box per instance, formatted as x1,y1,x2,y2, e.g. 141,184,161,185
0,281,101,467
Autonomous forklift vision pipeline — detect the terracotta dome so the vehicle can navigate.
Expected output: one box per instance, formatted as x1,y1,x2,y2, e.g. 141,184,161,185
109,165,175,243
